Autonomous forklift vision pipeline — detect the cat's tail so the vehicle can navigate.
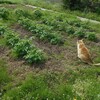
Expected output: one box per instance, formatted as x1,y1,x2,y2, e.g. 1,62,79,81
92,63,100,66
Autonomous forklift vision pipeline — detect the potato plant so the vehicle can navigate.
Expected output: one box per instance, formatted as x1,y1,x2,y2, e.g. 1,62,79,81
42,17,60,29
0,25,46,64
3,31,20,47
0,7,9,20
16,10,98,42
74,27,85,38
0,26,6,35
33,9,43,19
13,39,32,57
87,32,97,42
66,26,75,35
13,38,46,63
18,17,64,45
24,48,46,64
15,9,32,20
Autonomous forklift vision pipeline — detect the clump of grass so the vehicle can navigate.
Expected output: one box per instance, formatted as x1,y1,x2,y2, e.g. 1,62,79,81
0,59,11,98
2,68,100,100
73,79,100,100
0,59,10,86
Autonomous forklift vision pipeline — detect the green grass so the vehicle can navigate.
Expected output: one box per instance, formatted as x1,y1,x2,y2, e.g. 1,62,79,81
72,10,100,22
4,0,62,11
0,59,11,99
0,37,6,46
0,59,10,86
1,68,100,100
4,0,100,22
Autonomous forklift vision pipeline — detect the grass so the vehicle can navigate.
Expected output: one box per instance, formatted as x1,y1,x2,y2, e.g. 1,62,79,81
3,0,100,22
0,59,11,99
1,68,100,100
4,0,62,11
0,59,10,86
0,37,6,46
72,10,100,22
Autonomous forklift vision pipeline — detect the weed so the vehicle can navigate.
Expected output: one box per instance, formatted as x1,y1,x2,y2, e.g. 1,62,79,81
15,9,32,19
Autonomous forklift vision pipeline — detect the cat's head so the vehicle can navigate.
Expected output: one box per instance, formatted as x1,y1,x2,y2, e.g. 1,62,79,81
77,39,84,44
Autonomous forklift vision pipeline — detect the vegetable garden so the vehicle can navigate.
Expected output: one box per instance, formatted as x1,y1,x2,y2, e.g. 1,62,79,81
0,3,100,100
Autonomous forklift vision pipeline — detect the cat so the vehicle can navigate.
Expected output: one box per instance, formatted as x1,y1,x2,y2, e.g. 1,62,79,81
77,39,93,64
77,39,100,66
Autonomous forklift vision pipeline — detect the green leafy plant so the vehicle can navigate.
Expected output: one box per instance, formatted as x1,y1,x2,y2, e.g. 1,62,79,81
15,9,32,19
18,17,32,30
18,17,64,45
0,25,46,64
57,22,68,31
15,9,24,17
13,39,32,58
33,9,43,19
87,32,97,42
0,7,9,19
66,26,75,35
24,48,46,64
4,31,20,47
0,26,5,35
48,33,64,45
74,27,85,38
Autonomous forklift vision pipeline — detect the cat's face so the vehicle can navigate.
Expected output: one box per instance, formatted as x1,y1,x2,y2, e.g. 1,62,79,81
77,39,84,44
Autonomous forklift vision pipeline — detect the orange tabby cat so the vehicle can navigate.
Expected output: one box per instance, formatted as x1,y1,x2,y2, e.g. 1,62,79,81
77,39,93,64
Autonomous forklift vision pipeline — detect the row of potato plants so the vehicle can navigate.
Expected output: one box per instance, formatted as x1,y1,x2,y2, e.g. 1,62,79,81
0,25,46,64
15,9,97,42
18,17,64,45
15,9,89,31
44,17,98,41
15,9,85,30
31,9,98,41
41,16,97,41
